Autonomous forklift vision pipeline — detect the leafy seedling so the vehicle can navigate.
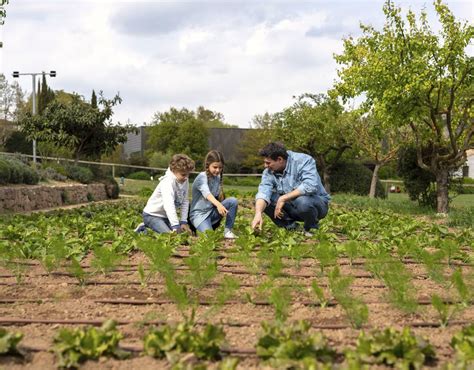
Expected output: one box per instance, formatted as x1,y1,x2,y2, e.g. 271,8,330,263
0,328,24,356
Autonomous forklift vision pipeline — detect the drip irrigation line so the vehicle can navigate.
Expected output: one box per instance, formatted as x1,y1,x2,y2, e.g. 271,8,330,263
1,297,470,307
1,317,471,330
0,280,387,289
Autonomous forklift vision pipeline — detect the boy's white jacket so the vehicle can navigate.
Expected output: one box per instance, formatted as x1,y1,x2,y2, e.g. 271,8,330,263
143,168,189,227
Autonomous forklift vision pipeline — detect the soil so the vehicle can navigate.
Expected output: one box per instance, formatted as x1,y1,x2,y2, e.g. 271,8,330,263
0,245,473,369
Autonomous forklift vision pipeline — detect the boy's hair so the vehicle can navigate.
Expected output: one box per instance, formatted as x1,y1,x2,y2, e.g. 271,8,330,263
169,154,195,173
204,150,225,201
259,142,288,160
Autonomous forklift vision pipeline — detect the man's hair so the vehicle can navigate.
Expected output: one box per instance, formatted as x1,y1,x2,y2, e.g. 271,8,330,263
259,142,288,160
169,154,195,172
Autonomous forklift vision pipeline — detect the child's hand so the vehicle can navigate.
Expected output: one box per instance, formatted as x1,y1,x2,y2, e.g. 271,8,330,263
217,203,228,216
180,224,192,234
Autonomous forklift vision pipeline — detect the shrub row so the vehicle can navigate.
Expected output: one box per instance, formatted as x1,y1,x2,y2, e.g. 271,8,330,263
0,156,39,185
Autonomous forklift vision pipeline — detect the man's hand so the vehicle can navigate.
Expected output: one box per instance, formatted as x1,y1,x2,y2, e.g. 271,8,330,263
251,213,263,230
216,203,228,217
180,224,192,234
274,197,286,219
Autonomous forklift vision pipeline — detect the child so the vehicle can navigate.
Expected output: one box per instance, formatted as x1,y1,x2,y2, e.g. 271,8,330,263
134,154,195,234
189,150,238,239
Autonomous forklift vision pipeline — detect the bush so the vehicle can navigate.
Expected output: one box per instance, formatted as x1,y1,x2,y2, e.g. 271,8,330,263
397,146,437,208
329,162,386,198
127,171,151,180
0,159,11,185
39,167,68,182
100,177,120,199
66,166,94,184
0,156,40,185
21,165,40,185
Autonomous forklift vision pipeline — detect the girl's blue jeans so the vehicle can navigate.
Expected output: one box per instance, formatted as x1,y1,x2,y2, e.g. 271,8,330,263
196,197,238,232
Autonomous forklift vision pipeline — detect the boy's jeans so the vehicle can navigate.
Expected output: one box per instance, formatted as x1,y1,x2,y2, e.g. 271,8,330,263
196,197,238,232
143,212,173,234
264,194,328,231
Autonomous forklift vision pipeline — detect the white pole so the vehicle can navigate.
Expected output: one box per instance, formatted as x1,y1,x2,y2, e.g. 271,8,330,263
31,74,37,165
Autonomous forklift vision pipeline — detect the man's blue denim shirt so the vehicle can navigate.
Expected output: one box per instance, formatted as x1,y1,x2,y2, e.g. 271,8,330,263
255,151,330,204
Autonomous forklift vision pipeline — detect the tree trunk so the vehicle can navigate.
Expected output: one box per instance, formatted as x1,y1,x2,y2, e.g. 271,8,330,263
323,169,331,194
369,163,381,199
435,169,449,214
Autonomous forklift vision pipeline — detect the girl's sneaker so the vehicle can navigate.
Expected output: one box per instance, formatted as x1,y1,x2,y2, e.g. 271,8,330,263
134,222,146,233
224,230,237,239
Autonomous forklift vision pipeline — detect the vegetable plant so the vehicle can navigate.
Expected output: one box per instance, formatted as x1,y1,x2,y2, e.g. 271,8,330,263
256,320,337,367
0,328,23,356
52,319,130,369
346,327,436,369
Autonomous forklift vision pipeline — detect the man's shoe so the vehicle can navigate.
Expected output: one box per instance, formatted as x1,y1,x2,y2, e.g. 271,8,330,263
303,230,314,237
134,222,146,233
224,230,237,239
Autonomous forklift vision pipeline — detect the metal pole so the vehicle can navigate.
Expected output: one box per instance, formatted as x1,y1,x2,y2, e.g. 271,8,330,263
31,74,37,165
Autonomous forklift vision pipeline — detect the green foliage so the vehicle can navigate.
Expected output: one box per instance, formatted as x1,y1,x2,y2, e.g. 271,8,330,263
127,170,151,180
52,320,130,368
328,267,368,328
143,314,226,362
450,325,474,367
256,320,337,367
329,161,386,198
3,130,32,155
346,327,436,369
334,0,473,213
66,165,94,184
91,246,125,275
147,107,209,159
398,146,437,208
19,92,135,161
0,156,39,185
0,328,23,356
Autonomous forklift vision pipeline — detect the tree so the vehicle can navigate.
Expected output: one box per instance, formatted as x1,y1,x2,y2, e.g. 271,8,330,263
19,92,136,161
196,106,237,128
238,112,276,171
272,94,353,193
0,0,8,29
147,107,209,160
352,114,410,198
334,0,473,213
91,90,97,108
0,74,24,121
37,74,55,115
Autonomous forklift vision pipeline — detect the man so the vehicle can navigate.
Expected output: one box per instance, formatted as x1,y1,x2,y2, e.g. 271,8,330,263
251,142,330,236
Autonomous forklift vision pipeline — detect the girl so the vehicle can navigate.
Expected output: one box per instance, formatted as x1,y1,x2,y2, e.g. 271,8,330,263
135,154,195,234
189,150,238,239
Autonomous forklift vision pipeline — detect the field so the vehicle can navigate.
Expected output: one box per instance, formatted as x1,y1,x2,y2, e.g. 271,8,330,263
0,195,473,369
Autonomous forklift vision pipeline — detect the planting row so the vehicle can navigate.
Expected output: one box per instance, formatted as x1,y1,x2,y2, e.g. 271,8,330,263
2,319,474,369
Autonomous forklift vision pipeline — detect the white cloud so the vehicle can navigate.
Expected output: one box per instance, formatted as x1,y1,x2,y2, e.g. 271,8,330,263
2,0,472,127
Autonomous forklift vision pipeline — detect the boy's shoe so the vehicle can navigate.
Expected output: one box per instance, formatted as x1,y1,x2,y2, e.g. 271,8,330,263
224,230,237,239
303,230,314,238
134,222,146,233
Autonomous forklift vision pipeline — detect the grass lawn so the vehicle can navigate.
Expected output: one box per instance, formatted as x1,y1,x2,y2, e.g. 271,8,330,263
116,178,257,196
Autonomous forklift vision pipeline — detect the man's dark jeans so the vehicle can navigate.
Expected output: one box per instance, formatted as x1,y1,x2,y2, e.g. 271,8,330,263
264,194,329,231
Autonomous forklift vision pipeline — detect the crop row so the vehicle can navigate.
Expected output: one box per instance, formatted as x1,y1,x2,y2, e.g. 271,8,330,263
2,319,474,369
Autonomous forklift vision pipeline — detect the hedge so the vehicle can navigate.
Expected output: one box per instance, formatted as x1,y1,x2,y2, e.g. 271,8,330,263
329,162,386,198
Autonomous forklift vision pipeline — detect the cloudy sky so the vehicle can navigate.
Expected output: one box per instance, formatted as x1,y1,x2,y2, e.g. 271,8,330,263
1,0,472,127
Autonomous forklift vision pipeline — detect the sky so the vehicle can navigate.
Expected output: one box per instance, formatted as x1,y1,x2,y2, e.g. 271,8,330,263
1,0,472,128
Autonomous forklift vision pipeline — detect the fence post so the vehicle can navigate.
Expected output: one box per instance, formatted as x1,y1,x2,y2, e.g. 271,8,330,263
112,165,115,178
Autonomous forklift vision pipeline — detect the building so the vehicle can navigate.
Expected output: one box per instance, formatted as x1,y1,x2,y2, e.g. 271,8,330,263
464,149,474,179
122,126,251,163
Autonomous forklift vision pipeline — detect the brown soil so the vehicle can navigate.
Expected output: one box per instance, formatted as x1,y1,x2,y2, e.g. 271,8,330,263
0,247,473,369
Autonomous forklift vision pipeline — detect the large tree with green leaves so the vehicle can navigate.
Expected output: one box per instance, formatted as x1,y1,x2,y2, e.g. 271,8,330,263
334,0,473,213
351,114,410,198
272,93,353,193
19,92,135,161
147,107,210,160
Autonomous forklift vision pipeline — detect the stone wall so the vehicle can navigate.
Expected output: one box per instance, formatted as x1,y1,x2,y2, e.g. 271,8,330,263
0,183,110,213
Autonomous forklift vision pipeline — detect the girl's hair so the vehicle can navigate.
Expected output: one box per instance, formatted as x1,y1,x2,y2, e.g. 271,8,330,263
169,154,195,172
204,150,225,201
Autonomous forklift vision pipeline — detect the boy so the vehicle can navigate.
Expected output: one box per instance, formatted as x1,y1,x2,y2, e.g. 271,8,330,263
135,154,195,234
